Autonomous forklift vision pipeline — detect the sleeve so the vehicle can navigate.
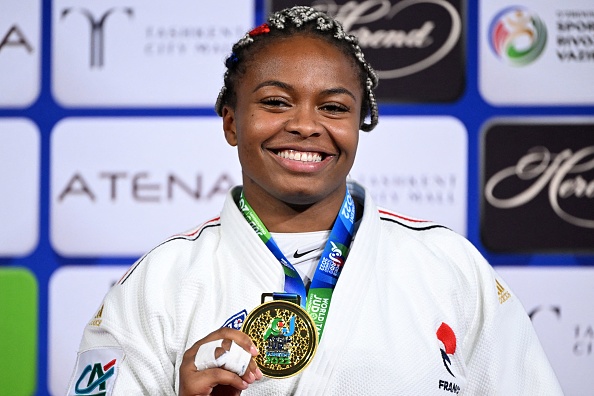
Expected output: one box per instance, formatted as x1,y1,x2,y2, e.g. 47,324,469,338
65,257,178,396
458,240,564,395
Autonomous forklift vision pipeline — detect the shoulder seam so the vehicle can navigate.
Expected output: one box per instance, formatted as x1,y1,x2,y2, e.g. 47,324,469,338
119,220,221,285
379,216,449,232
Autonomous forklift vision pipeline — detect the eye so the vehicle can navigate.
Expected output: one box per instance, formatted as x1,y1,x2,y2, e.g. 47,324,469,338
319,102,350,114
261,97,290,109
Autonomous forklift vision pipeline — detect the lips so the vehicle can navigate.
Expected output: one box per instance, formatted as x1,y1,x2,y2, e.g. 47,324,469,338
274,149,324,163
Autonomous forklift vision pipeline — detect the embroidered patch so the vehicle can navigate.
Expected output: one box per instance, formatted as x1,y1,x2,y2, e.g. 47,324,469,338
436,322,463,393
436,322,457,377
222,309,247,330
67,347,124,396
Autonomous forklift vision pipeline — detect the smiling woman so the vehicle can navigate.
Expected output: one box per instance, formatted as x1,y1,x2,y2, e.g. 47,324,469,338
67,6,563,396
222,34,363,231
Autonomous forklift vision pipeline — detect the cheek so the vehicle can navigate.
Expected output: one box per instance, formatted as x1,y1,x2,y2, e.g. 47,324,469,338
338,122,360,155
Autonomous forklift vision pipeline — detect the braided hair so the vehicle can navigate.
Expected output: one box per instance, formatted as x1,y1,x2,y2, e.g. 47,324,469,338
215,6,379,132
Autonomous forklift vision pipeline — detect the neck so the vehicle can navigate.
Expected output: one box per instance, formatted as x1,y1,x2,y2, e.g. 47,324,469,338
242,185,348,233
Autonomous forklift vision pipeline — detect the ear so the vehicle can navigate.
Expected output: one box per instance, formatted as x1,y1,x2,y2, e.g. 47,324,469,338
222,106,238,147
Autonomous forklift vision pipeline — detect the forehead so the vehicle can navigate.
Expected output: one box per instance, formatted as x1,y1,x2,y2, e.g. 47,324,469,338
240,34,362,93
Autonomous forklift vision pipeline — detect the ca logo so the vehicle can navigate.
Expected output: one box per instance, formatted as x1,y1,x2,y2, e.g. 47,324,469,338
75,359,116,395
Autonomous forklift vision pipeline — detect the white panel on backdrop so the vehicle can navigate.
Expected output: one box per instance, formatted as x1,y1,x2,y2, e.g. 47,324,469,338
480,0,594,105
494,266,594,395
48,265,129,396
51,117,242,256
0,119,40,256
0,0,41,107
350,116,467,235
51,0,254,107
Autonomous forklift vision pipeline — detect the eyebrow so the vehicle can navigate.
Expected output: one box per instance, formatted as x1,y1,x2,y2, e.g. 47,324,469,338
253,80,357,101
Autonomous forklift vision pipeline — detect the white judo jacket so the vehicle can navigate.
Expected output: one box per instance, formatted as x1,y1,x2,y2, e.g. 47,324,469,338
68,181,563,395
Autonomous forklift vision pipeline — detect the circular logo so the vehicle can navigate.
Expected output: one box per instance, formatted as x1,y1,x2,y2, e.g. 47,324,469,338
489,6,547,66
241,300,318,378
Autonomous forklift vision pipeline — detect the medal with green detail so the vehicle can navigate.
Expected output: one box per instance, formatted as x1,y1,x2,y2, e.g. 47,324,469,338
238,190,356,377
241,297,318,378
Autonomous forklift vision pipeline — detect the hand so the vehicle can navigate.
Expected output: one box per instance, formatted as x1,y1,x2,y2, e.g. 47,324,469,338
179,327,263,396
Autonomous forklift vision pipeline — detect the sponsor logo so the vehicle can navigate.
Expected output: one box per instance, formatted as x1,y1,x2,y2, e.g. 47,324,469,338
293,248,317,259
529,305,561,321
0,25,34,54
264,316,296,340
529,304,593,356
88,304,104,327
488,7,547,66
143,24,246,57
436,322,456,377
350,116,468,235
556,9,594,63
52,2,253,106
270,0,464,102
60,7,134,68
319,245,346,276
324,0,462,79
57,171,234,203
481,119,594,252
496,279,511,304
357,173,459,205
222,310,247,330
51,118,242,255
485,146,594,230
74,358,117,395
574,324,594,356
436,322,460,393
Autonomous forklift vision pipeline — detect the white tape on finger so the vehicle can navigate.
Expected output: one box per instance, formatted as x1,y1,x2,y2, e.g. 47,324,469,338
194,340,224,371
194,340,251,376
224,340,252,377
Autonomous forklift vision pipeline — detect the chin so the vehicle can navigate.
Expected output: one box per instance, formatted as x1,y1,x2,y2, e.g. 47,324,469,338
277,185,344,208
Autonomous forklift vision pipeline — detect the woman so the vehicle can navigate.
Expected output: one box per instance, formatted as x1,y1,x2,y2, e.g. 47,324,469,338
68,6,562,395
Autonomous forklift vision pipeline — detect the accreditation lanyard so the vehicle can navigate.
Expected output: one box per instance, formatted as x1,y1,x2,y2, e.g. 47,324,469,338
238,189,356,338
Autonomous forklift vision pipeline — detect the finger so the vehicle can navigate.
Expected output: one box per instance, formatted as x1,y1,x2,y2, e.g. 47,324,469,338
193,368,249,394
221,339,232,352
215,328,258,357
192,328,257,357
241,357,263,382
194,339,254,377
214,346,227,360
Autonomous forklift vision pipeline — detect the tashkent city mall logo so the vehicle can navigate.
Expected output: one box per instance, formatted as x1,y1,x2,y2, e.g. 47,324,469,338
489,6,547,66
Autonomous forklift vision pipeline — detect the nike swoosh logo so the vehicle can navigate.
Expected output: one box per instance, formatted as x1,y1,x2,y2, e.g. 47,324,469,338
293,248,316,259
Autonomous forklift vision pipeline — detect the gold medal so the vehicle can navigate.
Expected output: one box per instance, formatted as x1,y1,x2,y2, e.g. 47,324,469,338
241,299,318,378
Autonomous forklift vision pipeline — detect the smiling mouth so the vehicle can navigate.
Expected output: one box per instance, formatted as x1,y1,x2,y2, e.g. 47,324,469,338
274,149,324,162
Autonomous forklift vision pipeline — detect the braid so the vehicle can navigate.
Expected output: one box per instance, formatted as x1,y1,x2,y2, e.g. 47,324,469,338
215,6,379,132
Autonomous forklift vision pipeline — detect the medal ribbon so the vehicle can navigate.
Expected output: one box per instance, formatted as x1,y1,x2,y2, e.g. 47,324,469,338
238,189,356,339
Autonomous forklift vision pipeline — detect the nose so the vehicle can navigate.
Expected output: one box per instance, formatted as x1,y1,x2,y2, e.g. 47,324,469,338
284,105,321,138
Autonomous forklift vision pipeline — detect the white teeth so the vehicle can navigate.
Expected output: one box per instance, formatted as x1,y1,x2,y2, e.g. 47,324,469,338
276,149,322,162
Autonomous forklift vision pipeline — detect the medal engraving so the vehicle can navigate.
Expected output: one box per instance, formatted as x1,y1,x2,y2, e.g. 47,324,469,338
242,300,318,378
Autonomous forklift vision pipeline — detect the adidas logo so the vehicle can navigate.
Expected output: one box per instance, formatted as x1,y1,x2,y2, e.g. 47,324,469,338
496,279,511,304
88,304,104,327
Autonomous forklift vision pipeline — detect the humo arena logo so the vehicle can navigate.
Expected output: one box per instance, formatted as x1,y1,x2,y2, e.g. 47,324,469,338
489,6,547,66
